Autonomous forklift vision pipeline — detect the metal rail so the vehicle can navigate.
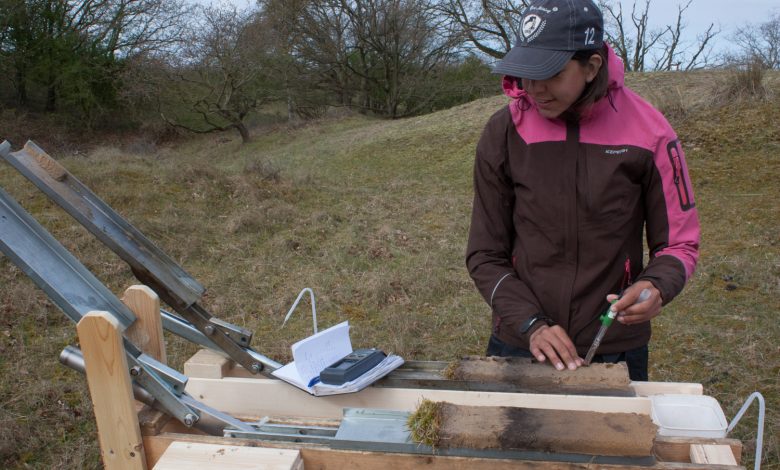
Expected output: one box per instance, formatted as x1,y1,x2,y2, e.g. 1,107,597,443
1,140,278,374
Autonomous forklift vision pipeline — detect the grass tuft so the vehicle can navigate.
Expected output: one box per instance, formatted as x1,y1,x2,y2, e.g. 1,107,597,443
407,399,442,448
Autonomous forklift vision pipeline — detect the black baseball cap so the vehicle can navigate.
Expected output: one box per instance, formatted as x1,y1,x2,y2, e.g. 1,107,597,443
493,0,604,80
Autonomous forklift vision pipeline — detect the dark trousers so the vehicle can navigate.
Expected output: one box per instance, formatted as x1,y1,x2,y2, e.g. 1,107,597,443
486,334,649,381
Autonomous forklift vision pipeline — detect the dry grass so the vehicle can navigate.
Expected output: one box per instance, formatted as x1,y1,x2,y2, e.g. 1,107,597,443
0,70,778,468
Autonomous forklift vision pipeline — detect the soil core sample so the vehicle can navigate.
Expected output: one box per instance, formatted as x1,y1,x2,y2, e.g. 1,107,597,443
410,401,656,457
447,356,634,395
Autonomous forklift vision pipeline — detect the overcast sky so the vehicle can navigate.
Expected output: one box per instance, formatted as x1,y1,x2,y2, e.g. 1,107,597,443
192,0,780,55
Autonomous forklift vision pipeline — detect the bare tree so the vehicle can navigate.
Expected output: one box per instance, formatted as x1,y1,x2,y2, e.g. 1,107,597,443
339,0,461,118
262,0,355,115
438,0,528,59
732,12,780,69
158,5,279,143
600,0,717,71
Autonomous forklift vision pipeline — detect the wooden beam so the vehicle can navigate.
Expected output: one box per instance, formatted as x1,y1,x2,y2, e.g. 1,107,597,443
182,350,706,399
630,381,703,396
655,436,742,464
143,433,743,469
153,442,303,470
78,311,147,470
690,445,738,466
139,406,172,437
184,376,652,420
183,349,233,379
123,285,166,364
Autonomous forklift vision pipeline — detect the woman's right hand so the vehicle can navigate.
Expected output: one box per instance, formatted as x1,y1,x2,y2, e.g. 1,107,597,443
529,325,584,371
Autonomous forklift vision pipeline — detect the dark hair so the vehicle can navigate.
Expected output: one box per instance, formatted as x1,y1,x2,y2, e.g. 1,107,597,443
561,44,610,121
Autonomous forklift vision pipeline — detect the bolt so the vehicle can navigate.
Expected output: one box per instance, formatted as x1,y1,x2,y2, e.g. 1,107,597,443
204,325,215,336
183,413,197,426
250,363,262,374
129,366,142,377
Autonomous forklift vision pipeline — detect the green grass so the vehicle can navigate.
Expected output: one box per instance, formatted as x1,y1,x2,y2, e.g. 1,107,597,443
1,72,778,468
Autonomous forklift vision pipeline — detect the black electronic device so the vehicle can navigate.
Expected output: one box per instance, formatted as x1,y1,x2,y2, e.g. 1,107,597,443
319,348,386,385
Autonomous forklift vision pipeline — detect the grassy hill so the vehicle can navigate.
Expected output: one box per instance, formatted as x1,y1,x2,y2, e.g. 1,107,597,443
0,70,778,468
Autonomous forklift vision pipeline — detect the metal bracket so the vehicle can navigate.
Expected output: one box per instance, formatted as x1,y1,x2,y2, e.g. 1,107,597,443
136,352,188,396
59,345,254,435
208,318,253,348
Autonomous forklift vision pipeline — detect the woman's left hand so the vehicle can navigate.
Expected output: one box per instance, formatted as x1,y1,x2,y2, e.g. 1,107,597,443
606,281,663,325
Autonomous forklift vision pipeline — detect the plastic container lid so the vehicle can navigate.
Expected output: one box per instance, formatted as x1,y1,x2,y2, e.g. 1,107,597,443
650,394,728,438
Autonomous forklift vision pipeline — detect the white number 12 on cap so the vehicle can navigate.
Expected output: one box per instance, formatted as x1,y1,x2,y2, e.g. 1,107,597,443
584,27,595,45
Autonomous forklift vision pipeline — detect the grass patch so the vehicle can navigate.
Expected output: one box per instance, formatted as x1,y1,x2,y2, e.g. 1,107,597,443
407,399,442,447
0,70,778,468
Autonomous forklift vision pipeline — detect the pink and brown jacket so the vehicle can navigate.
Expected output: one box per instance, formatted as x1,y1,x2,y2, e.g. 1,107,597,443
466,45,700,355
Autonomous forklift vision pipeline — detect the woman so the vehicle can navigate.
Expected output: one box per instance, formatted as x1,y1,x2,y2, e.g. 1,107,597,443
466,0,700,381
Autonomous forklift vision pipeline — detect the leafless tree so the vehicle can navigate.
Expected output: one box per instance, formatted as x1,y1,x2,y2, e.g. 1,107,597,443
262,0,355,117
438,0,528,58
600,0,717,71
732,12,780,69
339,0,461,118
157,5,279,143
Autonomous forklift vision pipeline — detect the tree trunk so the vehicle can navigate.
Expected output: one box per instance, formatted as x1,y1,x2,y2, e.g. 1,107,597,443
46,84,57,111
235,122,251,144
15,67,27,106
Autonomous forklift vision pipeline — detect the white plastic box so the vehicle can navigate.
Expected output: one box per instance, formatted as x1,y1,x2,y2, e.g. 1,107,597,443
650,394,729,438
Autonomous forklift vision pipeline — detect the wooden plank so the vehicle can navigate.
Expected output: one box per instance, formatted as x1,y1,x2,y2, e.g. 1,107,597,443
144,433,742,469
153,442,302,470
689,445,738,466
123,285,166,363
630,382,703,396
184,377,652,420
184,349,233,379
139,406,172,436
186,352,706,396
78,311,147,470
655,436,742,464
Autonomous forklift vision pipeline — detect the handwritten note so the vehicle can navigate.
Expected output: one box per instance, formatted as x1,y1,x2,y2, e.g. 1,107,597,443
291,321,352,384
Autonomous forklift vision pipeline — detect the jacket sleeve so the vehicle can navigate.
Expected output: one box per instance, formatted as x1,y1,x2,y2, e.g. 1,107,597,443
637,130,700,304
466,112,544,336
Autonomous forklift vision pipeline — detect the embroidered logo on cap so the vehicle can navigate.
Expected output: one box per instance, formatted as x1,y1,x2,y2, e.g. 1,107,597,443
521,14,546,43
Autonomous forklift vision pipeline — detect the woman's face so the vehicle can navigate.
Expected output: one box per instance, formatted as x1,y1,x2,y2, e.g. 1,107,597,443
521,54,602,119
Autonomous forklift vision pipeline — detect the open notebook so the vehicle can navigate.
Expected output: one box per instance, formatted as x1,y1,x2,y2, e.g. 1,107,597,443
271,321,404,396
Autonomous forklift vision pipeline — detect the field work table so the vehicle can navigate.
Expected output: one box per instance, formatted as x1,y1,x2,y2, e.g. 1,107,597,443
124,346,742,470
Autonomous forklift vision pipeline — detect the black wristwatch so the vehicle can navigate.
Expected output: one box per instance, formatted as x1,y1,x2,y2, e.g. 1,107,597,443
519,313,556,335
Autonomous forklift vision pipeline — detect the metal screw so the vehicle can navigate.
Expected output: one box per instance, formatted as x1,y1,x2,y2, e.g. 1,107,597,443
250,363,261,374
183,413,197,426
204,325,215,335
129,366,142,377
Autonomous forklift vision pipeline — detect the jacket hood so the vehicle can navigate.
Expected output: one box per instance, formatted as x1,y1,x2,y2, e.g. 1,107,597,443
502,42,625,101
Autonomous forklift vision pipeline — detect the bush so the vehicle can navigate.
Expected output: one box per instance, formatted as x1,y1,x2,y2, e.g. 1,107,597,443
712,56,769,102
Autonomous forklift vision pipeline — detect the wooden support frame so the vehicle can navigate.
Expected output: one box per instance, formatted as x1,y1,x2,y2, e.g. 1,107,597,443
123,285,166,364
170,348,744,469
74,285,742,469
78,311,147,470
74,286,169,470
